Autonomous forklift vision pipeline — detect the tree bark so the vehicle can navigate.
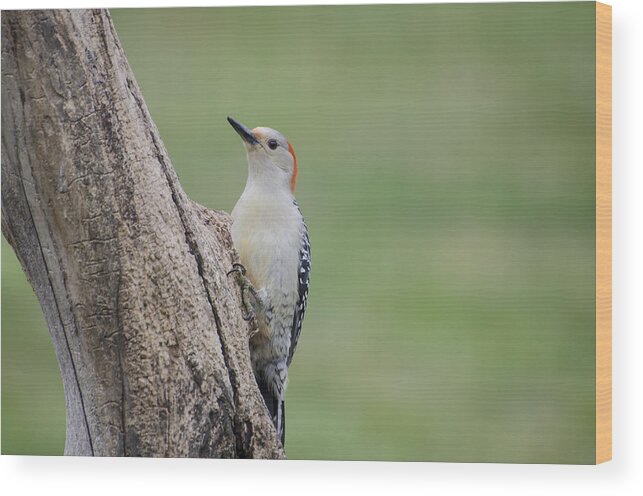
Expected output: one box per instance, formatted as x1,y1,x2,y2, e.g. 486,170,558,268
1,9,284,458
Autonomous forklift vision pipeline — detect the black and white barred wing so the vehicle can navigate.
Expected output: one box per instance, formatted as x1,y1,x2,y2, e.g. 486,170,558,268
288,228,310,366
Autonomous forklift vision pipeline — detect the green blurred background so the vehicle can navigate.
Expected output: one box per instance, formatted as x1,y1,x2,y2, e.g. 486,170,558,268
2,3,596,462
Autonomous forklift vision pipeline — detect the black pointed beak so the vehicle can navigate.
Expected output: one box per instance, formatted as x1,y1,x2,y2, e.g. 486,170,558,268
227,116,259,145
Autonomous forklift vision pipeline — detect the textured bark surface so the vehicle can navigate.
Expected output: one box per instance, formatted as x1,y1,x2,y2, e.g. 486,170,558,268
1,9,284,458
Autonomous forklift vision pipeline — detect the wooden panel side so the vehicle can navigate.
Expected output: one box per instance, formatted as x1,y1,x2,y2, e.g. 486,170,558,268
595,1,612,465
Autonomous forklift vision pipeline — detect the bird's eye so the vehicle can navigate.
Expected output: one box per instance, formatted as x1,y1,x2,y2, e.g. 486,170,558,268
268,139,278,150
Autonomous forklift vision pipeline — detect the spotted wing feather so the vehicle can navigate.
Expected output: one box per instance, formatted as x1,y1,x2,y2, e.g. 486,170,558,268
288,227,310,366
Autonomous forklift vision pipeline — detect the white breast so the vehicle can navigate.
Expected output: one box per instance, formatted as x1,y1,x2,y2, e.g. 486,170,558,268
231,186,303,303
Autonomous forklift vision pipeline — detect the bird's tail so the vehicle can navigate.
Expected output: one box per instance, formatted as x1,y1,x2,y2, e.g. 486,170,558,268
278,400,285,446
257,377,286,446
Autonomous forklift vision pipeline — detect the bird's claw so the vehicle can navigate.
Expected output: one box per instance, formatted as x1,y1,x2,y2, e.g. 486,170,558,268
228,263,257,325
226,262,247,278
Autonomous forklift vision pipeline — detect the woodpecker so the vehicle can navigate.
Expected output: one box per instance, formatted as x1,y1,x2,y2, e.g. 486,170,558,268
226,116,310,446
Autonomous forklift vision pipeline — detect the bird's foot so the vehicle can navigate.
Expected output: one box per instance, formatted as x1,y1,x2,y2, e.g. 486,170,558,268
227,263,259,323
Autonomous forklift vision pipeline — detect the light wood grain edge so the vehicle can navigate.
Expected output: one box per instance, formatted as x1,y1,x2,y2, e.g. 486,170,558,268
595,1,612,465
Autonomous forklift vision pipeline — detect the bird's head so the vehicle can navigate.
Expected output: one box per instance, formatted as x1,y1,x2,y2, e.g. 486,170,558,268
227,116,298,194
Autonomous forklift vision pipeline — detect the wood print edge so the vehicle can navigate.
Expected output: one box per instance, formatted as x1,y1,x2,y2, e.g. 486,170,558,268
595,0,612,465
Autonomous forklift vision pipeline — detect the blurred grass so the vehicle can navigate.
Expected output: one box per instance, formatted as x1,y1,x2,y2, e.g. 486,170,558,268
2,3,596,462
2,240,66,455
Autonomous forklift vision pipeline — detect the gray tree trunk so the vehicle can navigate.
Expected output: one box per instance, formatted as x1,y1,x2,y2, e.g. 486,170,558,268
1,8,284,458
